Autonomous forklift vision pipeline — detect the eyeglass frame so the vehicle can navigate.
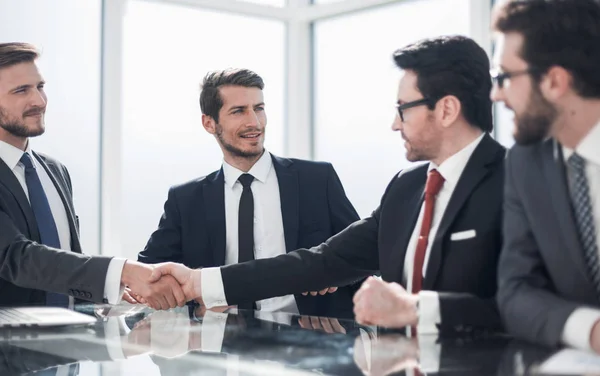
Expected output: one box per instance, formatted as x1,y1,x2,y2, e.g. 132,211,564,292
491,67,540,89
395,98,435,123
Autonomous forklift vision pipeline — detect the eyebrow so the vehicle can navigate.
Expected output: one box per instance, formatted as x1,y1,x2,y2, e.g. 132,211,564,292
228,102,265,112
10,81,45,93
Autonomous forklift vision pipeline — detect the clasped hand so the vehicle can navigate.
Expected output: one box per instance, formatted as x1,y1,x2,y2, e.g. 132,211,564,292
120,261,201,310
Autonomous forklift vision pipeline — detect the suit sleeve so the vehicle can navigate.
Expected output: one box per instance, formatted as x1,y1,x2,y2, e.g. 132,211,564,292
138,187,184,264
219,173,407,305
0,210,112,303
222,215,379,304
326,163,360,232
438,294,502,334
497,149,579,347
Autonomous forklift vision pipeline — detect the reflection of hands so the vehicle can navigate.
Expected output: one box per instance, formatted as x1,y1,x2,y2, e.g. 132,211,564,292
302,287,338,296
126,310,203,358
353,277,418,328
297,316,346,334
353,333,419,376
194,304,235,318
120,261,187,310
149,262,201,301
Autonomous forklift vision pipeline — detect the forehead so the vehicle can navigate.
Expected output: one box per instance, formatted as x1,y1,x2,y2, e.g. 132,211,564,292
218,85,264,107
493,32,528,69
0,61,43,88
396,70,421,100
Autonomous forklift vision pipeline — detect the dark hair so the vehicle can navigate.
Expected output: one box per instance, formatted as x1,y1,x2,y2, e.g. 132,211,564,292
492,0,600,98
393,35,493,133
199,68,264,123
0,42,39,72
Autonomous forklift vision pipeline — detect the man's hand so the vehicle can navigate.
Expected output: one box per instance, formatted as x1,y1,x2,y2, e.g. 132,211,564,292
302,287,338,296
591,319,600,354
149,262,201,301
122,287,145,305
353,277,418,328
121,261,187,310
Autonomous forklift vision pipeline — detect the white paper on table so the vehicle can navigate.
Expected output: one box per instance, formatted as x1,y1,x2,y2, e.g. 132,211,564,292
538,349,600,374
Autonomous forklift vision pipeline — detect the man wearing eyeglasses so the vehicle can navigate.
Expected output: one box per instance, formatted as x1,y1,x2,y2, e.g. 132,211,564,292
151,35,507,338
491,0,600,354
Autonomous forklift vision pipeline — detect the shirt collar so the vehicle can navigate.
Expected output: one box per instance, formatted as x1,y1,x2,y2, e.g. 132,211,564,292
562,120,600,166
222,150,272,189
428,133,485,188
0,139,33,171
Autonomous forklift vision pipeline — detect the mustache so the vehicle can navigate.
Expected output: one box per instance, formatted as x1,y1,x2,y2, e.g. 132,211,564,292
23,107,45,117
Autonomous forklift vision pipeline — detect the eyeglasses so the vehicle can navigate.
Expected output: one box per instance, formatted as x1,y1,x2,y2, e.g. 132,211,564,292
491,68,538,88
396,98,433,122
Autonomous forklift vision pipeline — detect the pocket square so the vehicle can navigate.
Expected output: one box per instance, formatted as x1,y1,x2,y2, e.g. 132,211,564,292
450,229,476,241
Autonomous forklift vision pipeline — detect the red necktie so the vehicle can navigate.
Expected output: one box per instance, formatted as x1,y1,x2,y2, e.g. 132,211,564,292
411,169,445,294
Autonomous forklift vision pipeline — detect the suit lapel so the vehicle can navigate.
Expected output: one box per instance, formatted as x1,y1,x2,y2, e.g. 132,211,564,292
423,134,504,290
203,169,227,265
271,154,299,252
540,140,590,279
0,157,40,241
34,152,81,252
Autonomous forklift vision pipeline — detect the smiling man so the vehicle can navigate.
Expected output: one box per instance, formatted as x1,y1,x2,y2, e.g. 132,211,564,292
138,68,360,319
150,37,508,339
491,0,600,353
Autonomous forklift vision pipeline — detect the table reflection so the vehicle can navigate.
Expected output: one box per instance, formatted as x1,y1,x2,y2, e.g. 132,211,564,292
0,303,566,375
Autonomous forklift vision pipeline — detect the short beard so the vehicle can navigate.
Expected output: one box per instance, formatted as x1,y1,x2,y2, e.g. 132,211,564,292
513,83,556,145
215,123,263,158
0,107,44,138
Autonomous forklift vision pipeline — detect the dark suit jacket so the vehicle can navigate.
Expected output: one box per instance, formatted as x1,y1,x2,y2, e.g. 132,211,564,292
217,134,506,334
0,151,111,305
138,153,361,318
498,139,600,347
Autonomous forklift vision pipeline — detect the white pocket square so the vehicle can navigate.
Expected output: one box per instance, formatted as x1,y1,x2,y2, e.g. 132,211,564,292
450,229,476,241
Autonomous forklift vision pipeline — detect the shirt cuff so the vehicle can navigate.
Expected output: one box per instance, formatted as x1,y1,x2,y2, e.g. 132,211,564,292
104,258,127,305
201,267,229,308
417,290,441,335
562,308,600,351
201,311,228,353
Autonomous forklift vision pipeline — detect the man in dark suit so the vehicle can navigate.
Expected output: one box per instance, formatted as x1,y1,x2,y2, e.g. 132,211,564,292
0,42,185,309
138,68,360,318
151,36,506,336
491,0,600,353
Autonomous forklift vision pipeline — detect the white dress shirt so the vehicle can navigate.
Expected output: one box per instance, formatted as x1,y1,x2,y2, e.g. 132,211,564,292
560,121,600,351
202,151,299,314
403,133,485,335
0,139,124,305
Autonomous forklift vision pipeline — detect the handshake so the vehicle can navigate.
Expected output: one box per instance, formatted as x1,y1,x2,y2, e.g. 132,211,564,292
119,261,202,310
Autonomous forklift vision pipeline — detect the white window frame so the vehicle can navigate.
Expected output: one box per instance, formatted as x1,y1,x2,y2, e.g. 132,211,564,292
99,0,492,256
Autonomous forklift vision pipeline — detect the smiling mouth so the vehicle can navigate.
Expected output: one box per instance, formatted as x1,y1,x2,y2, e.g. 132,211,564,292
240,133,261,139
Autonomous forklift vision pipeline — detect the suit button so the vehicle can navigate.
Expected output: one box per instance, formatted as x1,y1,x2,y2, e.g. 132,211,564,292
85,292,92,299
68,289,74,295
73,290,80,295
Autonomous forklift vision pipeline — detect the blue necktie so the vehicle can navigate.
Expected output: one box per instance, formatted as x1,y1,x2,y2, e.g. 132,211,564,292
20,153,70,307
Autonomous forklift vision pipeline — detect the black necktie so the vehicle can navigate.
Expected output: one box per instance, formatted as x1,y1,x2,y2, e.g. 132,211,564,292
237,173,256,310
20,153,69,307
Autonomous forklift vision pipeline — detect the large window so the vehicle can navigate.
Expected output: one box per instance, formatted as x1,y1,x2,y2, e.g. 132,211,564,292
314,0,472,217
0,0,102,256
121,0,285,258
